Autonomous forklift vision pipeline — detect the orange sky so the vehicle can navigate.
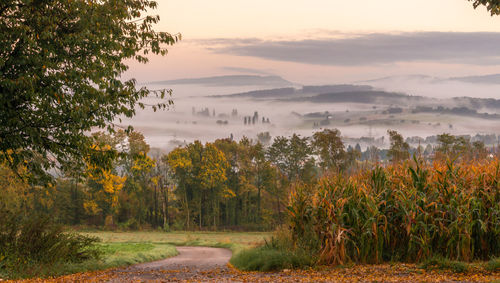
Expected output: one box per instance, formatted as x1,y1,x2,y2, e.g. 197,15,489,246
124,0,500,84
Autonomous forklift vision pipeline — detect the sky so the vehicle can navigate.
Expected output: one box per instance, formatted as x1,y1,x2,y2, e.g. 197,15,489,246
124,0,500,85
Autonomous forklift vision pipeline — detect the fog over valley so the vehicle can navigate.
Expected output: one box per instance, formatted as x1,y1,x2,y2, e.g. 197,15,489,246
119,74,500,152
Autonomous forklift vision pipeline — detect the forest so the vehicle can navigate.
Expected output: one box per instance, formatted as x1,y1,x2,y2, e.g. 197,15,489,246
2,128,497,233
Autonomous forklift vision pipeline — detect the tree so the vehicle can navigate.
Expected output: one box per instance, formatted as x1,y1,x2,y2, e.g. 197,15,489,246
470,0,500,15
312,129,346,172
166,147,191,228
0,0,179,181
435,133,471,161
200,143,230,228
387,130,410,163
268,134,313,182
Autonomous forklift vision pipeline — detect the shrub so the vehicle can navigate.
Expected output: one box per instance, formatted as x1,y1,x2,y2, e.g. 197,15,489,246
419,256,469,273
0,209,101,278
486,257,500,272
230,226,315,271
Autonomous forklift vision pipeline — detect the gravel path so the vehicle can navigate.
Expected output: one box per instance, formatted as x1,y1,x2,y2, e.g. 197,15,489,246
107,246,233,282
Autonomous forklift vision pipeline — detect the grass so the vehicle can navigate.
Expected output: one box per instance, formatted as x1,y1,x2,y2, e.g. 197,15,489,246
82,230,271,257
1,230,270,279
229,229,316,272
1,241,177,279
230,245,314,272
419,256,470,273
487,257,500,272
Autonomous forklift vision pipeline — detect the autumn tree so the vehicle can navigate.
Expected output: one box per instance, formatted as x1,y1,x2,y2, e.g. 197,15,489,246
166,146,194,229
312,129,346,172
387,130,410,163
0,0,178,181
200,143,230,228
82,133,127,226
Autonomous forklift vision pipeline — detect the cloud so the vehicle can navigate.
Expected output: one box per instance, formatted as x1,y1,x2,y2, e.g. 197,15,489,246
220,66,274,75
207,32,500,66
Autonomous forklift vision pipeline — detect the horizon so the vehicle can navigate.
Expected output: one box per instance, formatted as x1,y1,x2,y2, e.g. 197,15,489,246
123,1,500,85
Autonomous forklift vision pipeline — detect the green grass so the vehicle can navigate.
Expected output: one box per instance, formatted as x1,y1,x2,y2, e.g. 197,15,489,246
1,230,270,279
486,258,500,272
82,230,271,258
419,256,470,273
230,245,314,272
82,230,270,246
1,242,177,279
229,229,316,272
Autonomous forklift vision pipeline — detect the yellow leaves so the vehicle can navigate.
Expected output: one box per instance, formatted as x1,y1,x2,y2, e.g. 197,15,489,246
151,176,159,186
222,187,236,199
83,200,100,215
45,261,500,282
167,147,192,171
100,171,126,194
131,152,155,174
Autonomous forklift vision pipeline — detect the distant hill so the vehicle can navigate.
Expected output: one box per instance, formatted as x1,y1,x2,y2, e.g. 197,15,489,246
219,84,375,99
303,90,414,104
447,74,500,85
149,75,294,87
216,84,500,112
302,84,373,93
359,73,500,85
220,87,297,98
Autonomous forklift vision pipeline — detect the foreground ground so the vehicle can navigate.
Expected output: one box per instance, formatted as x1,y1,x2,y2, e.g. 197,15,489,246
8,231,500,282
20,261,500,282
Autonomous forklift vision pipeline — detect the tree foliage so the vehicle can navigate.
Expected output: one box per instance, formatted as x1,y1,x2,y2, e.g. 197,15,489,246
387,130,410,163
0,0,179,181
312,129,346,172
470,0,500,15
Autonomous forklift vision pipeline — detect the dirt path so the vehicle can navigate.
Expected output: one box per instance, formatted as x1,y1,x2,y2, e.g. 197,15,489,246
107,246,232,282
30,247,500,282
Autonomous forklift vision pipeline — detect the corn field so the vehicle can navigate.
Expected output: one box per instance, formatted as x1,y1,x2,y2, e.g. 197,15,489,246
287,158,500,265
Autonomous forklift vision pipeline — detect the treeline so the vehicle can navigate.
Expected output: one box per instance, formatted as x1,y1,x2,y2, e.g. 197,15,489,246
2,129,498,231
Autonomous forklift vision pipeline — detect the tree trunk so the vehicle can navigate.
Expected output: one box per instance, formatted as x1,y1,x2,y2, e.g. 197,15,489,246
199,193,203,230
213,195,216,230
184,187,190,230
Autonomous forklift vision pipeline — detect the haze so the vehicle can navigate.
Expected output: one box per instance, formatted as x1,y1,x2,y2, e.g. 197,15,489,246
118,0,500,150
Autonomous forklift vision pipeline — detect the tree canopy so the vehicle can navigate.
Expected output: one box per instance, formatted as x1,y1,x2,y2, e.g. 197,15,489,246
0,0,179,181
470,0,500,15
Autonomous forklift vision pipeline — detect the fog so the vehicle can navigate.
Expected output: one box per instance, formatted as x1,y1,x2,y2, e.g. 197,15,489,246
361,75,500,99
117,76,500,152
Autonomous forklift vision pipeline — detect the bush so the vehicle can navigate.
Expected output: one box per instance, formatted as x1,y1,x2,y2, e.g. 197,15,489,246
230,227,315,271
486,257,500,272
419,256,469,273
0,209,101,278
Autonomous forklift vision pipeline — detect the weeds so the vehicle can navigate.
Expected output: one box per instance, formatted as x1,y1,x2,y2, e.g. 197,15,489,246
230,226,315,271
0,209,101,278
419,256,470,273
487,257,500,272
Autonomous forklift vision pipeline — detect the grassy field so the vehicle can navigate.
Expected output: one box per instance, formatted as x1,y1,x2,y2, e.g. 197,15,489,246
83,230,271,255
